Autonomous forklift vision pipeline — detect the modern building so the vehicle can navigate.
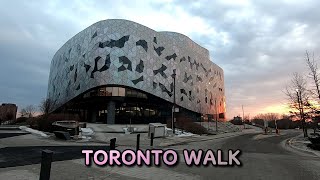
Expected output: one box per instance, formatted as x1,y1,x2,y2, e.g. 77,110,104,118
47,19,226,124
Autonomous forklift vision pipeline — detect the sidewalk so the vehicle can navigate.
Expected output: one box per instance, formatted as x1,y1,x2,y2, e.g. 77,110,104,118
88,124,261,150
287,134,320,157
157,128,258,147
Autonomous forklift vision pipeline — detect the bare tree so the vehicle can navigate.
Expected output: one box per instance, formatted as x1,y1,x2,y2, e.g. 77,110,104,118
305,51,320,101
253,113,279,121
20,105,36,118
284,72,309,137
39,98,55,115
264,113,280,121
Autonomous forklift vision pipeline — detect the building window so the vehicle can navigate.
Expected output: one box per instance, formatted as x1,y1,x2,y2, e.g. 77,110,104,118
106,87,112,96
112,87,119,96
119,87,125,96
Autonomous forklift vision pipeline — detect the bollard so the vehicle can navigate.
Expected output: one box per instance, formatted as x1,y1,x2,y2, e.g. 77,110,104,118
136,134,140,151
39,150,53,180
150,133,154,146
110,138,116,150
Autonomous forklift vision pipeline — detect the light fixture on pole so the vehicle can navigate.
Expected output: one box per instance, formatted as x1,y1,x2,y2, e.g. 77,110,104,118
171,69,176,134
215,98,218,132
207,82,211,132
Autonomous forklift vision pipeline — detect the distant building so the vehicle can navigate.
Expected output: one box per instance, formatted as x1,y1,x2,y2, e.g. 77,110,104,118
0,103,18,121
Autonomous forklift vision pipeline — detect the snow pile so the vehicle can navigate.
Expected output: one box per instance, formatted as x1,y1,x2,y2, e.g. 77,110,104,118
19,126,49,138
123,127,137,134
175,129,197,137
81,128,94,136
80,136,92,140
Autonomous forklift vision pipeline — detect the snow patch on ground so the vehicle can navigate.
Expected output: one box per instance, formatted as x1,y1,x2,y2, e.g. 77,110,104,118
122,127,138,134
19,126,49,138
81,128,94,136
165,127,197,137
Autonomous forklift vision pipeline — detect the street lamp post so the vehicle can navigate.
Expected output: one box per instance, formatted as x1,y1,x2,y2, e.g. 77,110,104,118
172,69,176,134
215,99,218,132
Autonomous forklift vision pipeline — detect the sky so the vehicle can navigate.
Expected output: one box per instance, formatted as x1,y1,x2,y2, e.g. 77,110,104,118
0,0,319,119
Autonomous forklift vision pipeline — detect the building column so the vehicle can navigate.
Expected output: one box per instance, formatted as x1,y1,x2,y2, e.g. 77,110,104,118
107,101,115,124
88,109,97,123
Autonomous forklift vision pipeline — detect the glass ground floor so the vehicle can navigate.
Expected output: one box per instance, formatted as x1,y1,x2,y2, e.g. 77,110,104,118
54,85,221,124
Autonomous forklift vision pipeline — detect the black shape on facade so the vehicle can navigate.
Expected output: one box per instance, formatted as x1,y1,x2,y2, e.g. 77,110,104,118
90,56,102,78
154,46,165,56
118,65,126,72
135,60,144,73
180,57,186,62
99,54,111,72
132,76,144,85
159,83,172,97
99,35,130,48
64,54,69,62
153,64,167,78
91,31,97,39
180,89,187,96
196,75,203,82
118,56,132,71
136,40,148,52
74,68,77,82
183,72,192,83
84,63,91,72
153,82,157,89
165,53,177,61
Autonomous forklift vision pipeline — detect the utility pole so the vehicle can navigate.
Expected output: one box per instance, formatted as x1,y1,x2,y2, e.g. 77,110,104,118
171,69,176,134
215,99,218,132
242,105,245,129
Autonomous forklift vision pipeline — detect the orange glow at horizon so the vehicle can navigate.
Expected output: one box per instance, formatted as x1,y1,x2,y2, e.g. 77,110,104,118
260,104,292,115
241,100,320,119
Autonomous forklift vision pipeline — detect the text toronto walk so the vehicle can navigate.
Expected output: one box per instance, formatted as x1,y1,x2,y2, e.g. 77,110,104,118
82,149,242,166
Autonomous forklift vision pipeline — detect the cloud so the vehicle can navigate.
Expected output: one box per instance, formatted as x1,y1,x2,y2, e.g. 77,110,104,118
0,0,319,118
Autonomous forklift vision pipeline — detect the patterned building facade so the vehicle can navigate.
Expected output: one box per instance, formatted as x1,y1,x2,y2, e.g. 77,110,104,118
48,19,225,124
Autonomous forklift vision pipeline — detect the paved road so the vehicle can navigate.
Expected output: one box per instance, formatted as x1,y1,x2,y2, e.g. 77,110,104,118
164,131,320,180
0,130,110,168
1,130,320,180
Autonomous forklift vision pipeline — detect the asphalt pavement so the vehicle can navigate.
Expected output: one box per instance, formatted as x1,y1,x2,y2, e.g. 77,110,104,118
1,129,320,180
164,131,320,180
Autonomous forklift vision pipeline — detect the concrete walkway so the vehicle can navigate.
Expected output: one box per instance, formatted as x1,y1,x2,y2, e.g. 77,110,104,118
287,133,320,157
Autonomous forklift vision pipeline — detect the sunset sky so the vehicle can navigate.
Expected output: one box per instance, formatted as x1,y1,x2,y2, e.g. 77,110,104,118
1,0,319,119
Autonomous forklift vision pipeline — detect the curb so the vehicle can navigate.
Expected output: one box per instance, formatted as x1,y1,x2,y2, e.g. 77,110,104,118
286,136,320,157
0,126,21,130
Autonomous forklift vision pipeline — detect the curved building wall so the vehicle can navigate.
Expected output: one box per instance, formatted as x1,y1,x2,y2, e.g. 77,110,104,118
48,19,225,116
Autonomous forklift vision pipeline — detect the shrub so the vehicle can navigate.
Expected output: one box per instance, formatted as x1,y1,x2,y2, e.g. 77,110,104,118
26,117,40,129
230,119,243,125
15,117,28,124
26,113,80,132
